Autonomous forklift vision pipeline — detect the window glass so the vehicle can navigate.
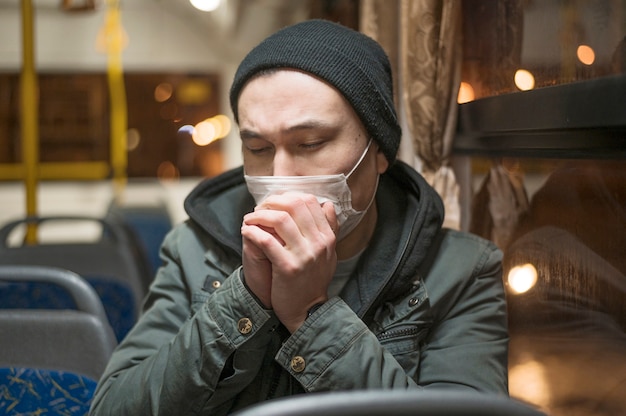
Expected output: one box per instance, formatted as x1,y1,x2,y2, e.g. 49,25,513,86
461,2,626,415
0,73,224,180
470,158,626,416
461,0,626,101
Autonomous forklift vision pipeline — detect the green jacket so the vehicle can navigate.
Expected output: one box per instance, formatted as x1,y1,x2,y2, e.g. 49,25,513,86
90,161,508,415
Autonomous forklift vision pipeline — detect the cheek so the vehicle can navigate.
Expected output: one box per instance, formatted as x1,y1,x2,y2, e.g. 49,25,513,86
242,152,271,176
349,159,379,211
375,149,389,174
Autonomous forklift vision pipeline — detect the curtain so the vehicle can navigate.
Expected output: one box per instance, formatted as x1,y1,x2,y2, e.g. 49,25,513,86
361,0,462,229
470,160,529,249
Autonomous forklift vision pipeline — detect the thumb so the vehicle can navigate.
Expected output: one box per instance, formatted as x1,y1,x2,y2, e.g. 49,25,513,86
322,201,339,236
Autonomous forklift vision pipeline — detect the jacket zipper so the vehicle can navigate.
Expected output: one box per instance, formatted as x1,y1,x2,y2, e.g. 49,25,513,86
377,326,422,342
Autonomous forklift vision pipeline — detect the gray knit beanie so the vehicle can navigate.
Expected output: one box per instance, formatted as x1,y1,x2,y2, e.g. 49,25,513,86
229,19,401,164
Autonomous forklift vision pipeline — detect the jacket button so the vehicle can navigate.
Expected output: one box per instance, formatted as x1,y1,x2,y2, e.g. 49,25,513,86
211,280,221,289
237,318,252,334
290,356,306,372
408,298,419,307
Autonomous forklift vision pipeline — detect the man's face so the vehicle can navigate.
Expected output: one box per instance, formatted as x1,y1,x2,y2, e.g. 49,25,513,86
237,69,388,211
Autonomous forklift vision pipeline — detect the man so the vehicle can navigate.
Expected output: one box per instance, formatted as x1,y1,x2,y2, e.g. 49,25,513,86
90,19,508,415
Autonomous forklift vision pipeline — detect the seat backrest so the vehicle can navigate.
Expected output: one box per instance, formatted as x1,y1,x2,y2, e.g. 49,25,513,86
0,264,109,321
0,216,147,335
0,265,117,380
0,367,97,415
230,390,547,416
106,201,172,284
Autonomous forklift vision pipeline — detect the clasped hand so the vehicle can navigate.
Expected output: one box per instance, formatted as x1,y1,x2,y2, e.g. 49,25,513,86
241,192,338,332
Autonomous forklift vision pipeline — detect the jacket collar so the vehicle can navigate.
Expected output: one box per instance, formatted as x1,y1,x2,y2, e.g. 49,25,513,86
184,166,251,257
341,162,444,320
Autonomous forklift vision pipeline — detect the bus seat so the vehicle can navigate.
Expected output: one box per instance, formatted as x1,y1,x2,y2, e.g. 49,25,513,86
0,216,147,341
231,389,547,416
106,201,173,289
0,265,117,380
1,274,136,343
0,367,97,415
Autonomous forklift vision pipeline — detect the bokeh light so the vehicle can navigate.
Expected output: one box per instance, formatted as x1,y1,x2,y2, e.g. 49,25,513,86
126,128,141,151
177,124,194,137
514,69,535,91
509,360,551,410
156,161,180,182
507,263,538,294
154,83,173,102
457,81,475,104
192,120,216,146
189,115,232,146
577,44,595,65
190,0,221,12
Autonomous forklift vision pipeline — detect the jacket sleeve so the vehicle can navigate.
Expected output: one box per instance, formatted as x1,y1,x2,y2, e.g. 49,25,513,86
275,231,508,395
417,232,508,394
89,225,279,416
275,297,424,390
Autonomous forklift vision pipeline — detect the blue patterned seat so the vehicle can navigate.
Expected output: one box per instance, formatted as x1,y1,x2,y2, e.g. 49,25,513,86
0,216,148,342
0,266,117,381
0,276,135,342
0,367,96,415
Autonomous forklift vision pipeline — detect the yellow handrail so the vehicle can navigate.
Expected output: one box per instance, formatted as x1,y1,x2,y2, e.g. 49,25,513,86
104,0,128,203
7,1,128,217
0,162,110,181
20,0,38,244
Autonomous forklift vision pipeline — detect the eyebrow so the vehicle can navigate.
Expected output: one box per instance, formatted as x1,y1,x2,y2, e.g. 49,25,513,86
239,119,336,140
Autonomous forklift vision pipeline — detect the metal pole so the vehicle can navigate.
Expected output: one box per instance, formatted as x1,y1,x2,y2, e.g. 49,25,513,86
105,0,128,202
20,0,39,244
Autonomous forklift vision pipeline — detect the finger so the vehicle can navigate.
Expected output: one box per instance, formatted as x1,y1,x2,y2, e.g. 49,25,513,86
322,201,338,237
243,209,301,250
257,193,334,240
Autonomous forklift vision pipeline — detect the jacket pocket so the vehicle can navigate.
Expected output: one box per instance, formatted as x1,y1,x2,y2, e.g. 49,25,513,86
371,280,433,377
377,325,429,355
377,325,427,377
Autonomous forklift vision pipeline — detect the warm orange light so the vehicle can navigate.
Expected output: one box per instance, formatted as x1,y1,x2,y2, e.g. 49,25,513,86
157,161,179,182
514,69,535,91
192,120,216,146
457,82,475,104
507,263,538,294
577,44,595,65
213,114,232,138
509,360,551,410
154,83,173,102
126,128,141,151
190,115,231,146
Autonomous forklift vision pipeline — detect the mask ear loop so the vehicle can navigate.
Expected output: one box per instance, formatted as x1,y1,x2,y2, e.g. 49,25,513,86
345,138,373,179
347,138,379,214
363,173,380,213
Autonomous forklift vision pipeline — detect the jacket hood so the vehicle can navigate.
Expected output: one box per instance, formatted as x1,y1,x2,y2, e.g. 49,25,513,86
184,166,252,257
184,161,445,316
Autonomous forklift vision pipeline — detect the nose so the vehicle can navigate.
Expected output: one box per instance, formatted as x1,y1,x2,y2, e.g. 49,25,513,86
271,149,299,176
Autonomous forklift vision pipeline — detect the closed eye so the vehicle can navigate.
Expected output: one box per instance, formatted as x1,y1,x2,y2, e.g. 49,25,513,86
246,145,272,155
299,141,324,150
242,134,273,155
297,137,332,152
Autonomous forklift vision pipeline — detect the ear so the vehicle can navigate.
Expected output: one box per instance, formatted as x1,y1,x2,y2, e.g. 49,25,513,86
375,146,389,174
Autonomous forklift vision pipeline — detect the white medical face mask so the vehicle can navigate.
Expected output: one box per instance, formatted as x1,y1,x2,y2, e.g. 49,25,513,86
244,140,377,241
